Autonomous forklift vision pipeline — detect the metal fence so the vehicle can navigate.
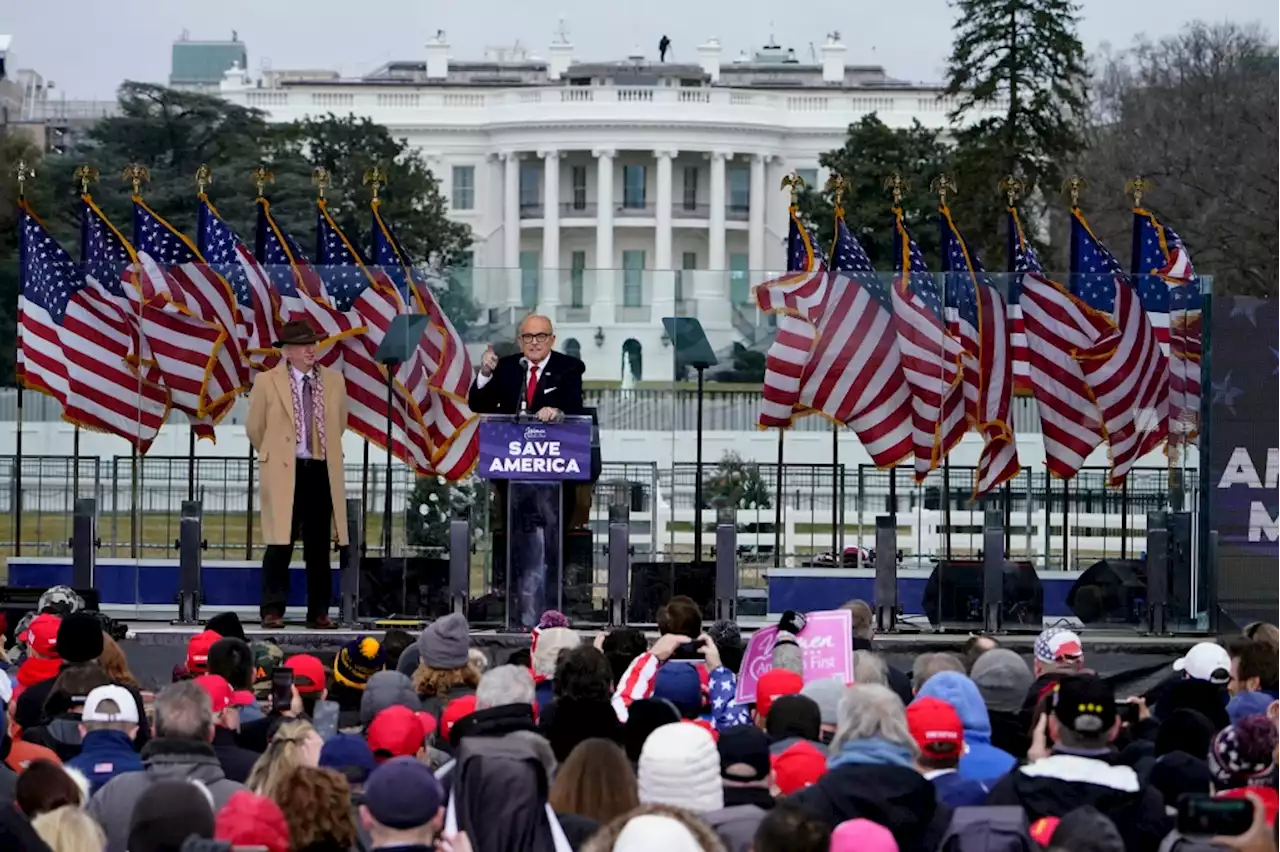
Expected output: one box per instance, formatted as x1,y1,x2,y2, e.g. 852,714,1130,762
0,453,1195,579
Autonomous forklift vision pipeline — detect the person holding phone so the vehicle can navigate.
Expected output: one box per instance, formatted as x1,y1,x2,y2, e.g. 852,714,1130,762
986,674,1171,852
194,674,260,784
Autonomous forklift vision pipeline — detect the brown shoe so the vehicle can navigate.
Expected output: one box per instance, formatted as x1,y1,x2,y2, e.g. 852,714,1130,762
261,613,285,630
306,615,338,630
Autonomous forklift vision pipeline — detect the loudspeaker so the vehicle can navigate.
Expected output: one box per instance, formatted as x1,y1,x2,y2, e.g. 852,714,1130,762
563,530,606,623
921,560,1042,627
358,557,449,620
1067,559,1146,625
627,561,714,624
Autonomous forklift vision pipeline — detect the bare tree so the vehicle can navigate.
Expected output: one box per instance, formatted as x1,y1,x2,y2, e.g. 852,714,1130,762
1082,22,1277,296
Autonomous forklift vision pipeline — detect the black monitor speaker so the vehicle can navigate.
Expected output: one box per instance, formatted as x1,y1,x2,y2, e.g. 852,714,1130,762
627,561,714,624
922,560,1042,627
1067,559,1147,625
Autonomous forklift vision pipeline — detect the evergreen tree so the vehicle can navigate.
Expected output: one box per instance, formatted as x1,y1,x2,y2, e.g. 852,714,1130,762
943,0,1088,265
2,82,478,386
798,116,953,265
702,451,772,511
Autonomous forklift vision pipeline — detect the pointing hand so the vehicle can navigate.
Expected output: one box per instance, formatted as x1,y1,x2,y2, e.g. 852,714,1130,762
480,344,498,377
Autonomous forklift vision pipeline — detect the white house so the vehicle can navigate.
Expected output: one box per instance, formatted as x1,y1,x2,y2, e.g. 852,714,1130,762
217,28,1005,381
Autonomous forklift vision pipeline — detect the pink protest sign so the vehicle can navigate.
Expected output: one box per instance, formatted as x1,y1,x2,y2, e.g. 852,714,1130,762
734,609,854,704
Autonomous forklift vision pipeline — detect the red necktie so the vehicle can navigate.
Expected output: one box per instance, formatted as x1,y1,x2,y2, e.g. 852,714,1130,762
526,364,539,410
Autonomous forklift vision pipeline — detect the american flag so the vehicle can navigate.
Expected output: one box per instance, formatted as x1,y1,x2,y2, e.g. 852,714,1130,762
891,210,967,481
370,200,479,480
315,202,435,472
1009,208,1107,480
255,198,364,369
941,208,1019,497
130,200,246,424
756,208,827,427
794,214,913,467
18,201,168,451
1134,210,1200,446
198,197,281,372
1070,209,1169,485
1004,215,1032,395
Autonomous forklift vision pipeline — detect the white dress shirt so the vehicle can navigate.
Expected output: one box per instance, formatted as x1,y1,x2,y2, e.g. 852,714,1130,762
475,353,549,396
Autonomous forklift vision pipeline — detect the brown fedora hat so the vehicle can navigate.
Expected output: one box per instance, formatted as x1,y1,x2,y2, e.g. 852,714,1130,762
273,319,325,347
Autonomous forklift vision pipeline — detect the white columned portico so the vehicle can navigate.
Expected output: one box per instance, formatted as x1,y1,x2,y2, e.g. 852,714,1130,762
654,150,675,270
747,153,766,275
708,150,728,271
539,149,561,313
592,148,616,326
502,151,522,309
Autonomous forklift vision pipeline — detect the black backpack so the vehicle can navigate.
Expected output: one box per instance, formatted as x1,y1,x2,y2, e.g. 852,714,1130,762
940,807,1037,852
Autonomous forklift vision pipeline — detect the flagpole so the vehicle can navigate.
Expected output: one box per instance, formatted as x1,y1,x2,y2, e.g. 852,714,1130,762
124,163,151,560
1000,176,1024,555
70,166,100,505
824,174,846,562
774,428,784,569
14,161,34,558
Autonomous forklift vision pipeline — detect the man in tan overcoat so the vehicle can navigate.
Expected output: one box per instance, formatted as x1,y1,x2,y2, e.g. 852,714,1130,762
247,319,349,629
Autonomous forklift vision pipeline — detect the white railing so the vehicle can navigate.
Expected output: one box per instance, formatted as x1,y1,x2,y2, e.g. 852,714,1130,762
224,84,1002,130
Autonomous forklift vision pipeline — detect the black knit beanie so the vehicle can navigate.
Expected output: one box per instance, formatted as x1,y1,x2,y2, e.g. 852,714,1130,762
56,611,105,663
205,611,246,642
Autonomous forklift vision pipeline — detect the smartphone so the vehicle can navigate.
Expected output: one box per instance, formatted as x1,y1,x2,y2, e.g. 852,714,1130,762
271,667,294,713
1176,794,1253,837
672,640,702,660
1115,700,1140,726
312,699,340,740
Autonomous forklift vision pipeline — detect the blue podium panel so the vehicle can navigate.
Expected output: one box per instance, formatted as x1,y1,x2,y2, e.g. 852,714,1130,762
478,415,591,629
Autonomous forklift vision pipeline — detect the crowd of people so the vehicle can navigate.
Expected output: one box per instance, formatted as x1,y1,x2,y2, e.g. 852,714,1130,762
0,586,1276,852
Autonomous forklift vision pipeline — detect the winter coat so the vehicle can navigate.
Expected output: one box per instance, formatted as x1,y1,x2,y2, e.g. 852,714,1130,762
581,803,728,852
925,769,990,808
210,726,260,783
14,675,151,751
704,803,768,852
915,672,1017,784
87,737,247,852
853,637,914,706
985,752,1172,852
787,761,953,852
21,715,84,762
65,730,143,793
421,683,478,724
988,708,1030,761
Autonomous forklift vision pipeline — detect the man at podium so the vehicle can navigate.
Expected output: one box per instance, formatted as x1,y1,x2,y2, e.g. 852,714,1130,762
469,314,584,419
470,315,586,627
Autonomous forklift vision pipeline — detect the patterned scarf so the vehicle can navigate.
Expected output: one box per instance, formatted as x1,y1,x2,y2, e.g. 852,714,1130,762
290,367,326,460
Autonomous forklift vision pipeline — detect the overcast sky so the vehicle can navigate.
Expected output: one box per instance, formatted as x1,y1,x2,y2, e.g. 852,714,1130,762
6,0,1277,99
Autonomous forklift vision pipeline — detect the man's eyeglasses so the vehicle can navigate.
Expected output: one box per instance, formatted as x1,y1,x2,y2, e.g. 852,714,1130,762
520,333,551,343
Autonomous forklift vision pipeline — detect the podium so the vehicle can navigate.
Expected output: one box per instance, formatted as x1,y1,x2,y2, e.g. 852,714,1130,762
477,414,593,629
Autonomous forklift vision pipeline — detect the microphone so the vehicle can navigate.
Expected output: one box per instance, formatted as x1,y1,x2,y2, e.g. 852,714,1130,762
518,357,530,415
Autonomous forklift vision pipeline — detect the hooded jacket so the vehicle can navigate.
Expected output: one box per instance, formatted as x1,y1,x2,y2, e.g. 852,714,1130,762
915,672,1017,784
14,674,152,751
21,714,84,762
87,737,247,852
985,752,1172,852
65,729,143,793
787,758,953,852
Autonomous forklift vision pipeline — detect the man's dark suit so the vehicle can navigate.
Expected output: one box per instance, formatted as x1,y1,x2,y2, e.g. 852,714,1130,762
467,350,585,417
468,350,586,627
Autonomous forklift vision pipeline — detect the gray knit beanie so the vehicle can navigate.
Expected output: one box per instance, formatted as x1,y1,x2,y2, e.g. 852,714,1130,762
417,613,470,670
970,648,1034,712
